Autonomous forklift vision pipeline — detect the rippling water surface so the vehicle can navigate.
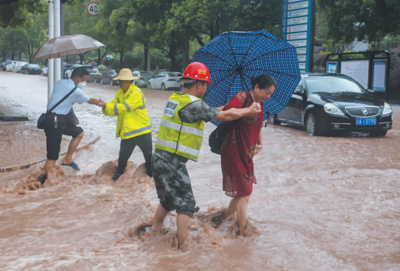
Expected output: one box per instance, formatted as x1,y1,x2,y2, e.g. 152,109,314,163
1,72,399,271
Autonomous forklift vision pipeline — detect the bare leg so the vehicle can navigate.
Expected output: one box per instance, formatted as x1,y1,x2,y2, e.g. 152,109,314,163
226,198,239,218
62,131,84,164
236,195,250,236
45,159,57,175
176,213,190,247
152,204,168,231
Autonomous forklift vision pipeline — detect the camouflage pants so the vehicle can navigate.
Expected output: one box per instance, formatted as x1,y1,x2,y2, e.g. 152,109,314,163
151,150,199,216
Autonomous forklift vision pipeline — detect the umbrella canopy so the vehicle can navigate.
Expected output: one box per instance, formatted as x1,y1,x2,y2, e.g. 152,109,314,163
32,34,105,61
193,30,301,121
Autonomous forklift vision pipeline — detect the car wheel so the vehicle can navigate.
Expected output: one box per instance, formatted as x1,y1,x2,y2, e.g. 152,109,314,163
268,114,281,125
305,113,323,136
161,84,166,91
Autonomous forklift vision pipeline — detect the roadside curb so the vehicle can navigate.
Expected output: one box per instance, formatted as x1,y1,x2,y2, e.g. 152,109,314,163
0,114,29,121
0,136,100,173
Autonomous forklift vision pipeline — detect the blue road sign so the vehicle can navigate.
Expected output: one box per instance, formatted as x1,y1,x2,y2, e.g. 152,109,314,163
281,0,313,72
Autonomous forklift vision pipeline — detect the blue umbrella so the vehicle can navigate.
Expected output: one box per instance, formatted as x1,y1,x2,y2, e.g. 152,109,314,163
193,30,301,121
106,54,113,59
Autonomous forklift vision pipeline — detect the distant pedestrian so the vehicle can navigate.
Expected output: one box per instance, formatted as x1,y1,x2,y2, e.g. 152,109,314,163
98,68,152,180
150,62,261,248
221,74,276,236
41,67,102,182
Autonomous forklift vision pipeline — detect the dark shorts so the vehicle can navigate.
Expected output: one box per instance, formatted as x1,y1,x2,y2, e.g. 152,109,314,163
151,150,199,216
44,114,83,160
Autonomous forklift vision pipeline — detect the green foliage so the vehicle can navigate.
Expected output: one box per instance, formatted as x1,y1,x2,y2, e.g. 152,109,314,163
317,0,400,44
0,0,45,28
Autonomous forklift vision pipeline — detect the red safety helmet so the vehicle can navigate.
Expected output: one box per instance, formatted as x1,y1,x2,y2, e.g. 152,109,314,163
182,62,212,84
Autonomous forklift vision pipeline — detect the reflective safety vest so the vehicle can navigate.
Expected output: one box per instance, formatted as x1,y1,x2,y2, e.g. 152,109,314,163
102,83,151,139
155,92,204,161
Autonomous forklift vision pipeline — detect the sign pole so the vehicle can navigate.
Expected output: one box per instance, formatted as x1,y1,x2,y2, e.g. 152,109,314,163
48,0,54,99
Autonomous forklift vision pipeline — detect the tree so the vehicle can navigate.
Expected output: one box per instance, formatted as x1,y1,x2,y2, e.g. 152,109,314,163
0,27,28,60
0,0,45,28
129,0,175,70
317,0,400,43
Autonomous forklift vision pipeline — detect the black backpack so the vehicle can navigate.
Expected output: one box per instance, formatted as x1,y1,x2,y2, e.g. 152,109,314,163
208,92,249,155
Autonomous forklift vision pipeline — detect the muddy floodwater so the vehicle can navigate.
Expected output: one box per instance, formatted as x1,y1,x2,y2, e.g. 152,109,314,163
1,71,399,271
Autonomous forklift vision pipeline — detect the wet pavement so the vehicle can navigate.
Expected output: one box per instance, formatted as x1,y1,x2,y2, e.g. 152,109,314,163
0,71,399,271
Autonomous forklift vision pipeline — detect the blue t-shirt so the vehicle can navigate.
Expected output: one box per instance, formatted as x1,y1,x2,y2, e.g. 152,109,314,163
47,79,90,115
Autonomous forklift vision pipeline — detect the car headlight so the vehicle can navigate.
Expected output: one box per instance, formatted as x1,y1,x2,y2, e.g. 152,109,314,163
324,103,345,116
382,102,392,115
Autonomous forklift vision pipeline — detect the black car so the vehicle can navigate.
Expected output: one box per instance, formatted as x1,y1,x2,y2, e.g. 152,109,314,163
269,73,393,136
100,69,118,85
20,64,42,75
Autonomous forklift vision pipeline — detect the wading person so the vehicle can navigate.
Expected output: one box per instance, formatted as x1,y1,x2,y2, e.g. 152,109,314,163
42,67,102,181
220,74,276,236
98,68,152,180
150,62,262,248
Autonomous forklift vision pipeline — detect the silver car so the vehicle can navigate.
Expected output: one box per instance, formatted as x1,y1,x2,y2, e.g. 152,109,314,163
132,70,154,87
147,71,182,90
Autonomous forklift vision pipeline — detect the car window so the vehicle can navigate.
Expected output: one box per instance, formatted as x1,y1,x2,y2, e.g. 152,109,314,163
31,64,40,68
141,71,154,76
304,76,367,94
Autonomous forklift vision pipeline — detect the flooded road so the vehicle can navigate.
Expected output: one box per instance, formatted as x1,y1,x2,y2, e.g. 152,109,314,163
1,71,399,270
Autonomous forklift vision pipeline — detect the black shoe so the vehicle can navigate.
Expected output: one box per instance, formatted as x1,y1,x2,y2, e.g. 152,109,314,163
112,172,123,181
37,174,47,185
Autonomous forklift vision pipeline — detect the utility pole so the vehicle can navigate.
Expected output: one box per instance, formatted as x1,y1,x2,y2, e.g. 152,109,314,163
47,0,54,99
47,0,63,99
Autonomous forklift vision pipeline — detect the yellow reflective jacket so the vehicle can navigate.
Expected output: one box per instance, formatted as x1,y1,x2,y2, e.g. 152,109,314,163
155,92,204,161
102,83,151,139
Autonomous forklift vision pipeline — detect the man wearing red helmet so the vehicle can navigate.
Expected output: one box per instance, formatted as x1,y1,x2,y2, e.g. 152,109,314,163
149,62,262,248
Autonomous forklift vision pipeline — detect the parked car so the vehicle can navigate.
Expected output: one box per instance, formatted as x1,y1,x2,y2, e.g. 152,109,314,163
20,63,42,75
87,67,106,83
132,70,154,87
41,66,48,76
147,71,182,90
64,64,92,79
269,73,393,137
13,61,29,73
6,61,18,72
100,69,118,85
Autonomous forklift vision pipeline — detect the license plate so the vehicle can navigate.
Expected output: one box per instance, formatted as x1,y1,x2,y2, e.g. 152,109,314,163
355,117,376,126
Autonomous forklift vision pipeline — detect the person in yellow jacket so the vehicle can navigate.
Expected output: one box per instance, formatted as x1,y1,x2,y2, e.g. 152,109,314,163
149,62,261,248
98,68,152,180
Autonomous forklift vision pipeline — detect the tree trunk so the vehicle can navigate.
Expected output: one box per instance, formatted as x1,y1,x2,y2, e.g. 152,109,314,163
182,39,189,71
120,47,124,65
97,49,101,64
144,42,150,71
169,46,177,71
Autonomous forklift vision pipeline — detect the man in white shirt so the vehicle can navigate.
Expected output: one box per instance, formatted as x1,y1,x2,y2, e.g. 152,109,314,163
40,67,102,183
